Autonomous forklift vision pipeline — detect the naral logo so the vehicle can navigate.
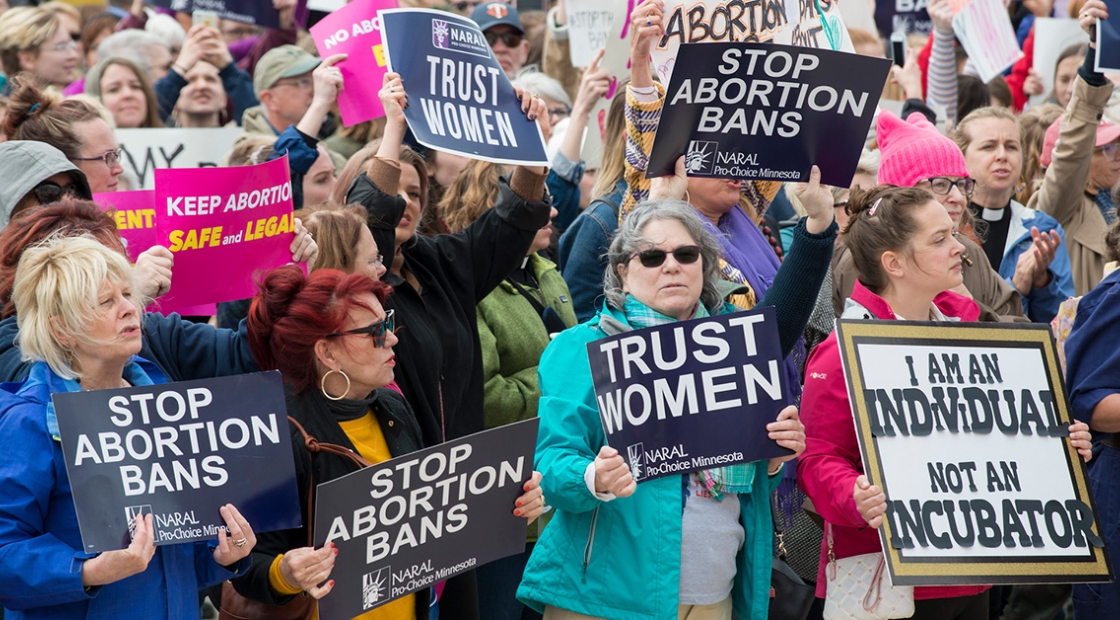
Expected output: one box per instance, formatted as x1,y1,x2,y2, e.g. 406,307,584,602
627,443,644,480
362,566,392,610
431,19,491,58
432,20,451,49
125,504,152,538
685,140,717,174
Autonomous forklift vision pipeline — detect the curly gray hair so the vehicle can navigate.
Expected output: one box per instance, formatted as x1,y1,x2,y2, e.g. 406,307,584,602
603,200,725,311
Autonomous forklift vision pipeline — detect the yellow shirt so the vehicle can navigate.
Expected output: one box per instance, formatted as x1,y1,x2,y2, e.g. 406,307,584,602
270,410,416,620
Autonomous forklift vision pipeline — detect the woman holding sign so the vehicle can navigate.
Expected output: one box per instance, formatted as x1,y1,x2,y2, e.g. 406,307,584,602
518,165,837,618
798,185,1094,619
0,234,257,619
233,265,545,619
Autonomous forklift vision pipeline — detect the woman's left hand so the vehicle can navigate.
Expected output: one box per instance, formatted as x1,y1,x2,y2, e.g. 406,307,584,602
1029,227,1061,289
513,471,546,524
766,405,805,474
290,216,318,269
212,504,257,567
513,85,552,143
650,155,688,202
1069,421,1093,463
792,165,835,234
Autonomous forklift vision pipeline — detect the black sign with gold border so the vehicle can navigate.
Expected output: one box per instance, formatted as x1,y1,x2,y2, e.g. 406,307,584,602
835,320,1112,585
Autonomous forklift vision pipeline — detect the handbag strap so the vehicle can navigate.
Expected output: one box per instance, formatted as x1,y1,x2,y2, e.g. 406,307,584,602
287,415,374,547
825,520,888,612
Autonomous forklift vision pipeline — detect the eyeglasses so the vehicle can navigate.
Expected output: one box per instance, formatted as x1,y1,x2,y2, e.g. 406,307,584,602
327,309,395,346
31,181,79,205
273,76,313,90
45,40,77,53
548,105,571,122
74,148,122,168
452,0,482,12
924,177,975,197
629,245,702,268
1097,143,1120,162
357,254,384,268
484,31,523,48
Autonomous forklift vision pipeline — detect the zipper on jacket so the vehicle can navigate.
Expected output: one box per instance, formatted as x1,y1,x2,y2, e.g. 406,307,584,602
581,506,600,584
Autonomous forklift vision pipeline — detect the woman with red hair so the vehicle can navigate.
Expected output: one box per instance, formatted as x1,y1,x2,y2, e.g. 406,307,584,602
230,265,545,619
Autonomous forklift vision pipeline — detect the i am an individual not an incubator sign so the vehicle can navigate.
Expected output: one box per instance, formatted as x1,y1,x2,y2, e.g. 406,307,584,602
836,321,1113,585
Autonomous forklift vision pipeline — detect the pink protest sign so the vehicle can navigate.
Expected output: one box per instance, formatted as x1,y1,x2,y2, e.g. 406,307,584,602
94,190,157,262
310,0,399,127
154,156,297,309
94,190,217,316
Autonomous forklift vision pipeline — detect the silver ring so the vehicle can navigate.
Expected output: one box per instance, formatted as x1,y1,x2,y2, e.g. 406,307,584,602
233,537,248,548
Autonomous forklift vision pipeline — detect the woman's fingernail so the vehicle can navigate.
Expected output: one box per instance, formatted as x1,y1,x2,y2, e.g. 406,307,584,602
334,548,339,555
529,114,537,121
516,500,523,507
329,580,335,587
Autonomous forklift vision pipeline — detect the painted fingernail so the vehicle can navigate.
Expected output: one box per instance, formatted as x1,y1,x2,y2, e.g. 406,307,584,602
334,548,339,555
524,483,531,491
514,509,522,516
516,500,522,506
329,580,335,587
529,114,538,121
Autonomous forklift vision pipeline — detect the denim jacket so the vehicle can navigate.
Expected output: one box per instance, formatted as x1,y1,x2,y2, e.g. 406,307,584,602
556,180,626,322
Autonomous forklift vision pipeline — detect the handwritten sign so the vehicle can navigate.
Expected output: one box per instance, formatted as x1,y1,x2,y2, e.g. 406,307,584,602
117,127,242,191
952,0,1022,83
836,320,1113,585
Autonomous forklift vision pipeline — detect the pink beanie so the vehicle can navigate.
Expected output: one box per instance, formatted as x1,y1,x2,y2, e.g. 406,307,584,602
876,110,970,187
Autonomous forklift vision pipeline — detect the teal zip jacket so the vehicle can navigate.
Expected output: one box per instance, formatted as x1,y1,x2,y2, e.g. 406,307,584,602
517,302,783,620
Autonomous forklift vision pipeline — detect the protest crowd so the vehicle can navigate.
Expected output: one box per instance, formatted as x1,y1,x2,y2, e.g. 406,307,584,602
1,0,1120,619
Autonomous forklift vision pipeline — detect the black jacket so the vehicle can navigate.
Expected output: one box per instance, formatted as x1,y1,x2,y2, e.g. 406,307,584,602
230,387,433,617
346,171,551,446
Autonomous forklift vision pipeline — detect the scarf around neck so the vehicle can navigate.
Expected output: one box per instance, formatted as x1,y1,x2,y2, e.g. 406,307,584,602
622,295,756,500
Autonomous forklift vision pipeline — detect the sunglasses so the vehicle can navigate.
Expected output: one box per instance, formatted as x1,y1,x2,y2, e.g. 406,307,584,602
484,31,523,48
924,176,975,197
327,309,395,346
629,245,702,268
32,181,79,205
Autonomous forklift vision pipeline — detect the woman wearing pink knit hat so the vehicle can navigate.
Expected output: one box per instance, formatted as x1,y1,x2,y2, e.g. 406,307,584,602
831,109,1029,322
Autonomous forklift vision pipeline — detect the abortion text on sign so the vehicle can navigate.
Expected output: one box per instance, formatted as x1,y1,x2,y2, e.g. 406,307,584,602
587,307,789,482
314,419,538,619
647,42,889,187
52,371,301,553
836,320,1113,585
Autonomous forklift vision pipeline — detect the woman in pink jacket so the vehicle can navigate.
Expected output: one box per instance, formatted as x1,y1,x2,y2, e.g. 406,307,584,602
797,185,1093,619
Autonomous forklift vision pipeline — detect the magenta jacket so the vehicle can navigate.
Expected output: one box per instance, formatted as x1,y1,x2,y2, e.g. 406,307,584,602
797,280,989,601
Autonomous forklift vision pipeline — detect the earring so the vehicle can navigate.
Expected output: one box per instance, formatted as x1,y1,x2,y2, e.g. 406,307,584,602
320,368,351,401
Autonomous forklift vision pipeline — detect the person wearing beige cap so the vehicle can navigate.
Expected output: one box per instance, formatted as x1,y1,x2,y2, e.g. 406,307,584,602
1028,0,1119,296
242,44,326,139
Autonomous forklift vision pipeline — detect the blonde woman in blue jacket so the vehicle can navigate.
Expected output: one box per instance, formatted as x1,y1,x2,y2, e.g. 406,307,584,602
517,159,836,619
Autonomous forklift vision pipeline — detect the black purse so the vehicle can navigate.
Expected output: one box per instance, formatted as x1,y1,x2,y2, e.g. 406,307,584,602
769,495,815,620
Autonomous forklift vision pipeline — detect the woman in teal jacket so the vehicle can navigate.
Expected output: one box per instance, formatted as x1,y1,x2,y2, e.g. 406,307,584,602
518,179,836,619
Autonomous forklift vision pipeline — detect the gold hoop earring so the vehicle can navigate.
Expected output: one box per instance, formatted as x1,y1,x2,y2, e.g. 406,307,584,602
320,368,351,401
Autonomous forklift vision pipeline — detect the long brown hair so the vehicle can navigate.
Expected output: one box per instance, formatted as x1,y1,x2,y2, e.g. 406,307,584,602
85,57,164,128
844,185,940,294
590,80,629,201
439,159,505,233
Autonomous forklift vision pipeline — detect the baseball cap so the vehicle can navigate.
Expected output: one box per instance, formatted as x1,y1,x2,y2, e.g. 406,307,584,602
470,2,523,34
1041,116,1120,167
253,45,322,96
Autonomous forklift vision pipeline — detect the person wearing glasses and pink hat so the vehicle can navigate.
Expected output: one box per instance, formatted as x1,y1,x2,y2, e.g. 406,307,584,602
831,109,1029,322
1029,0,1120,296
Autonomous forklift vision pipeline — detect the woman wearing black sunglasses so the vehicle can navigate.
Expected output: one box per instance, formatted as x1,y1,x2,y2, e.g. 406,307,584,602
233,265,545,619
518,187,834,619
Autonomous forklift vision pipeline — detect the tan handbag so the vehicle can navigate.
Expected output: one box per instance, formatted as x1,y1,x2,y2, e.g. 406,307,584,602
218,417,372,620
822,523,915,620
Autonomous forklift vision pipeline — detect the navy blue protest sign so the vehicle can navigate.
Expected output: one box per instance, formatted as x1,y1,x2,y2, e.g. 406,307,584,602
150,0,281,29
314,419,538,619
1096,14,1120,72
646,42,890,187
52,371,300,553
379,8,549,166
874,0,931,40
587,307,789,483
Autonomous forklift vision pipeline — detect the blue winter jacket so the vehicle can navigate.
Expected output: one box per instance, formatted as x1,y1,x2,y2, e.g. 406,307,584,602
995,201,1075,323
516,304,783,620
0,359,250,619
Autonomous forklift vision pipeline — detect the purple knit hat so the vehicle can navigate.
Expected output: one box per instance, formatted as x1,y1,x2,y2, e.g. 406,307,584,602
876,110,970,187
